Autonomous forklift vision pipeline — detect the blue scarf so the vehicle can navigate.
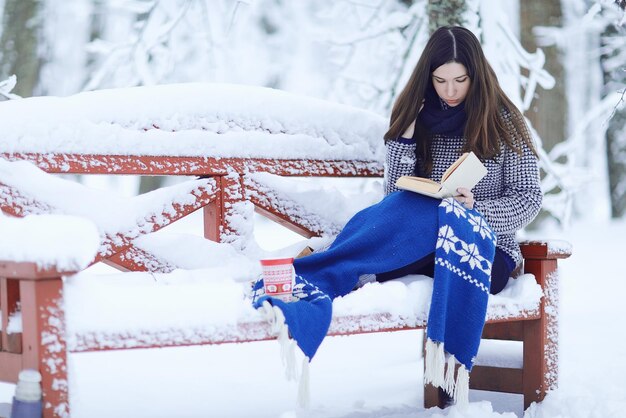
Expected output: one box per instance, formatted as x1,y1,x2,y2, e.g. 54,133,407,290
252,191,496,401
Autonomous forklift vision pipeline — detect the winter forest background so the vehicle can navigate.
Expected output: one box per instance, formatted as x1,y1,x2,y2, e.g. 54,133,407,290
1,1,626,417
0,0,625,230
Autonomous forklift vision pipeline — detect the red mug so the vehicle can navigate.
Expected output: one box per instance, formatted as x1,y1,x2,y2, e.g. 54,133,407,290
260,258,295,302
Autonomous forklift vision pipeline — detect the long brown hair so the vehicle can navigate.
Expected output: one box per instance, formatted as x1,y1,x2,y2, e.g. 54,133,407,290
384,26,536,174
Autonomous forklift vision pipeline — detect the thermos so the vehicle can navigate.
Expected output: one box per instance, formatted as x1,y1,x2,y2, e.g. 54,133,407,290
9,370,42,418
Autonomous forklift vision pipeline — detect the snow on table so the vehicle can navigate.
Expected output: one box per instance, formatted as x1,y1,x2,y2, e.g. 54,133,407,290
0,83,387,162
0,158,216,252
0,212,99,271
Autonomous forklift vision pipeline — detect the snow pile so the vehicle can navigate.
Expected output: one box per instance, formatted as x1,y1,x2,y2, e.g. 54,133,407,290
64,269,260,338
0,212,99,271
487,274,543,318
0,83,387,162
334,275,433,319
335,274,541,319
133,233,257,273
248,172,383,228
546,239,573,256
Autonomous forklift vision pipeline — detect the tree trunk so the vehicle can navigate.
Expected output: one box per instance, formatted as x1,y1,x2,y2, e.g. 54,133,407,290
427,0,467,34
519,0,565,153
0,0,43,96
601,22,626,218
139,176,166,195
605,108,626,217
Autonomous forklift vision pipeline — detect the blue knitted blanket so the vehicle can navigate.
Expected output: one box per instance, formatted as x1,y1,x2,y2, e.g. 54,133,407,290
252,191,496,402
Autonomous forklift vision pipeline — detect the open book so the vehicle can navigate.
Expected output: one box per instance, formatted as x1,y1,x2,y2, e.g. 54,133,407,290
395,152,487,198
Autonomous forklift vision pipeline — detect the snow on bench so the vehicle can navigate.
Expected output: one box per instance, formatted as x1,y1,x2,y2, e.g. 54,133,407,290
62,269,544,353
0,231,571,418
0,159,217,271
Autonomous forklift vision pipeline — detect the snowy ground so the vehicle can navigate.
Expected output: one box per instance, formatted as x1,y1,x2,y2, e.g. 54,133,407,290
1,216,622,418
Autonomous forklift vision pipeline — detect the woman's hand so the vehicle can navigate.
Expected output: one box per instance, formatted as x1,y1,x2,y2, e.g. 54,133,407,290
454,187,474,210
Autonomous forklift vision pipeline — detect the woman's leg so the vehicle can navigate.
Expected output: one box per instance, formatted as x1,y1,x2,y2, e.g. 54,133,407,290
376,253,435,282
489,249,515,295
293,191,440,298
375,248,513,295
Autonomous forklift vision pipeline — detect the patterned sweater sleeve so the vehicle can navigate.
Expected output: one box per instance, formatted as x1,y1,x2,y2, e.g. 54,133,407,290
384,137,417,196
474,120,543,235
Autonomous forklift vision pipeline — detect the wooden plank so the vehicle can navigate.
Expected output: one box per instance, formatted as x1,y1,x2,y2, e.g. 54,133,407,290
482,321,524,341
68,307,541,353
424,385,448,409
470,365,523,393
94,181,219,260
3,179,219,272
253,205,318,239
20,278,69,418
203,176,223,241
244,176,342,238
69,312,427,353
1,153,383,177
485,310,540,323
219,174,249,246
0,182,55,218
0,278,19,352
7,332,22,354
0,278,6,351
0,261,75,279
520,241,572,260
104,247,177,273
522,257,559,410
0,351,22,383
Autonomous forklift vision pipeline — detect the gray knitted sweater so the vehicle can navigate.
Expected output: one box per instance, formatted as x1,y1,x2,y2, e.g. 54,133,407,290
383,113,542,268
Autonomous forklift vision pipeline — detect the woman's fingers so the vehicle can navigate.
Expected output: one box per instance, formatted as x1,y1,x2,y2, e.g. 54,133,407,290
455,187,474,209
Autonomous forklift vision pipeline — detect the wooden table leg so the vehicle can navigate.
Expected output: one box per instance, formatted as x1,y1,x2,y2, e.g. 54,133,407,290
20,278,69,418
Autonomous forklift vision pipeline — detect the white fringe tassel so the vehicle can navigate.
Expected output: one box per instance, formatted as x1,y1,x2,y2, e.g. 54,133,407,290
424,339,446,387
297,356,311,409
260,302,296,380
424,338,471,408
453,365,470,407
443,355,457,396
278,324,297,381
260,302,312,410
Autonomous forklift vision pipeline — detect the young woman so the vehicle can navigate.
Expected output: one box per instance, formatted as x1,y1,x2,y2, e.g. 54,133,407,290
377,25,542,294
253,26,543,404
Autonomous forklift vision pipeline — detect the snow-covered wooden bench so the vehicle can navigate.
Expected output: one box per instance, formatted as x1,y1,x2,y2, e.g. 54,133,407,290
0,235,571,418
0,83,572,416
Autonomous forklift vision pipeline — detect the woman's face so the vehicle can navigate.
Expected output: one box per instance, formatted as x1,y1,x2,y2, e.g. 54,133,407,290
431,62,470,107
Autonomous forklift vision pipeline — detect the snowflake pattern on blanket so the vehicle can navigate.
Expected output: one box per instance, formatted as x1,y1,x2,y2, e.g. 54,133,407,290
424,198,496,403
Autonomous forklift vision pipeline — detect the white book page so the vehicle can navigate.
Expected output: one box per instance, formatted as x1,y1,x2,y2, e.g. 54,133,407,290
440,152,487,196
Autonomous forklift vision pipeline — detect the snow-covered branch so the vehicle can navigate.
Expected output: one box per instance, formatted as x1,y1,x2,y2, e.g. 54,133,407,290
313,0,428,114
496,21,555,112
84,0,250,90
0,75,21,100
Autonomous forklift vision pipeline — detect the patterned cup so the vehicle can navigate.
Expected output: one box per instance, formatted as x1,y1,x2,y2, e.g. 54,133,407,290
260,257,295,303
